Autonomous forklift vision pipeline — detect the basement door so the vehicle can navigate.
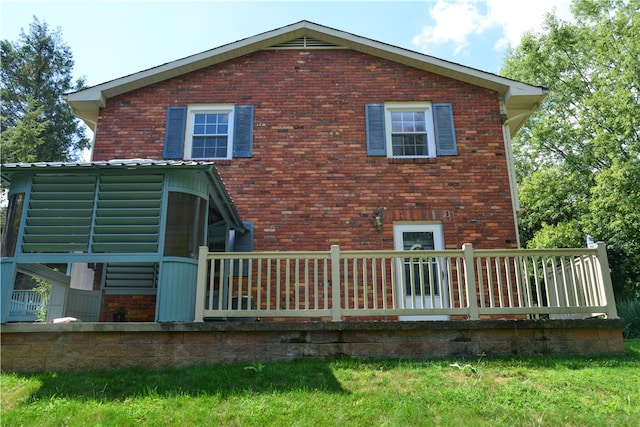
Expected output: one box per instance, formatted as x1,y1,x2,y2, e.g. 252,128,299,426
393,224,450,320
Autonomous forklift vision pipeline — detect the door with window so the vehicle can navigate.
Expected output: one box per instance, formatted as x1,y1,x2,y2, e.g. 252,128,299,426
394,224,449,320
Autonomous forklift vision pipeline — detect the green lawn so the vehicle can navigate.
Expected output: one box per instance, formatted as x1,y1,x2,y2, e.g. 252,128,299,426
2,341,639,427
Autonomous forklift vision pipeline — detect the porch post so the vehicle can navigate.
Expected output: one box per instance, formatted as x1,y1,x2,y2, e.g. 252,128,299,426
595,242,618,319
330,245,342,321
193,246,209,322
0,259,17,323
463,243,480,320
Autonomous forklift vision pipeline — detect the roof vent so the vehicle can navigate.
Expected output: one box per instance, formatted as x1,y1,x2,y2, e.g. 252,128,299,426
270,36,342,49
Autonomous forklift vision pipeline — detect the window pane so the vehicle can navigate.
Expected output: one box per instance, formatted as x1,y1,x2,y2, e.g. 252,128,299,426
402,231,439,296
193,112,229,136
191,136,228,159
392,134,427,156
389,109,428,157
1,193,24,257
164,192,206,259
402,111,414,121
192,137,205,148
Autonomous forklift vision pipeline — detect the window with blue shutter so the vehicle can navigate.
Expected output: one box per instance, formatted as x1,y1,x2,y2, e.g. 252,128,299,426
165,105,254,160
365,104,387,156
163,107,187,159
233,105,254,157
433,103,457,156
367,102,457,158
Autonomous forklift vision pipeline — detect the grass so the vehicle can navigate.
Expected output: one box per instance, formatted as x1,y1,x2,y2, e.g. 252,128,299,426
2,341,639,427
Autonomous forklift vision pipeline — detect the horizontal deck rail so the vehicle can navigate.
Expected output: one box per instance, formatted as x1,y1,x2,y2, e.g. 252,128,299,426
9,290,44,322
194,243,617,322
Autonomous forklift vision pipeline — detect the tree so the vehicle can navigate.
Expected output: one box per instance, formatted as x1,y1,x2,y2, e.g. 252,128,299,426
501,0,640,299
1,17,89,162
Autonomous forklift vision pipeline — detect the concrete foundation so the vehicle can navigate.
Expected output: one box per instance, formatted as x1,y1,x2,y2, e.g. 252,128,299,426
0,319,624,372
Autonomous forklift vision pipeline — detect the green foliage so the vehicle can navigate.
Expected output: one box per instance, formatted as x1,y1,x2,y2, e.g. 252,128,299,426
517,166,589,245
617,299,640,339
33,277,51,322
502,0,640,299
0,96,50,163
1,16,88,162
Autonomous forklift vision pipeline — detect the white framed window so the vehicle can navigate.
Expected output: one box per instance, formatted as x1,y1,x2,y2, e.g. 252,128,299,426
385,102,436,158
184,105,235,160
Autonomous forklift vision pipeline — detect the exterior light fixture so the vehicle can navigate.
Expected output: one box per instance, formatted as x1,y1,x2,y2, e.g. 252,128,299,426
374,208,384,233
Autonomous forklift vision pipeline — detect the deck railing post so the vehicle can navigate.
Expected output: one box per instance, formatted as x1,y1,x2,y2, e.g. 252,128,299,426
595,242,618,319
194,246,209,322
463,243,480,320
330,245,342,321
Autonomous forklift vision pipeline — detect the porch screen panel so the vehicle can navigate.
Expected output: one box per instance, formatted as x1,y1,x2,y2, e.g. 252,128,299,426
92,175,163,253
22,175,96,253
104,262,159,289
164,192,206,259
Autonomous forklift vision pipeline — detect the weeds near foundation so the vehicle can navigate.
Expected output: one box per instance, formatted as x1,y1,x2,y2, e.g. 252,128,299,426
450,353,485,376
244,362,265,374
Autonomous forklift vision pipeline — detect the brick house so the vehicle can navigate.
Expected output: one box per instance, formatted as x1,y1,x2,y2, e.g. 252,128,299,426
1,21,549,323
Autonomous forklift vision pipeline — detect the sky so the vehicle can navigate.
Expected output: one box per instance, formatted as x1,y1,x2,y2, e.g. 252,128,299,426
1,0,574,88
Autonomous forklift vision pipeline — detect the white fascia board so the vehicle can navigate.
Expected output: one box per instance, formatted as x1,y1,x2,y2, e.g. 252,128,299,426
302,24,511,93
66,22,311,101
65,21,546,131
503,85,548,134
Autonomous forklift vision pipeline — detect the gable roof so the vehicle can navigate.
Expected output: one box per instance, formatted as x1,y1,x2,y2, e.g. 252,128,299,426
65,20,546,135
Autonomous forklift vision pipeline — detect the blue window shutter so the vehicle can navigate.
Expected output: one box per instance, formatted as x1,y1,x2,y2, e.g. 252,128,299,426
233,221,254,276
433,103,457,156
233,105,254,158
365,104,387,156
163,107,187,159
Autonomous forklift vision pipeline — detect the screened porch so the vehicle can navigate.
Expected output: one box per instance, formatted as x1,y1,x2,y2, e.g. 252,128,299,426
0,160,246,323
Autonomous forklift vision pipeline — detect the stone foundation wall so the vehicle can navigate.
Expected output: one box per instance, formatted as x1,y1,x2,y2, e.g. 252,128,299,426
0,319,624,372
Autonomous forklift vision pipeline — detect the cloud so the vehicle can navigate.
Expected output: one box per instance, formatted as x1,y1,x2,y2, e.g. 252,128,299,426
412,0,573,55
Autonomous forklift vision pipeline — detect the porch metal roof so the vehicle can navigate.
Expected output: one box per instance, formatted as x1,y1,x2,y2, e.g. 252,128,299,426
2,159,213,169
0,159,245,232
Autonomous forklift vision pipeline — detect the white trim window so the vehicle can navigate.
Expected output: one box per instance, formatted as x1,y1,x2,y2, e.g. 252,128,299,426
365,102,456,158
385,102,436,158
185,105,235,160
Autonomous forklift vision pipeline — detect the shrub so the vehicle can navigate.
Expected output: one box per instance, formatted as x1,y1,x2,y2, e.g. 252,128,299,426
617,299,640,339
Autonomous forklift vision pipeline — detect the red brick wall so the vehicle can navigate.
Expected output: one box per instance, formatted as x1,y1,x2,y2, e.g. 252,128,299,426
92,49,516,251
100,294,156,322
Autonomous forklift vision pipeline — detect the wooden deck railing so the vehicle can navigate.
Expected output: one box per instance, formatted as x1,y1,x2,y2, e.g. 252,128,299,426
194,243,618,322
9,290,44,322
